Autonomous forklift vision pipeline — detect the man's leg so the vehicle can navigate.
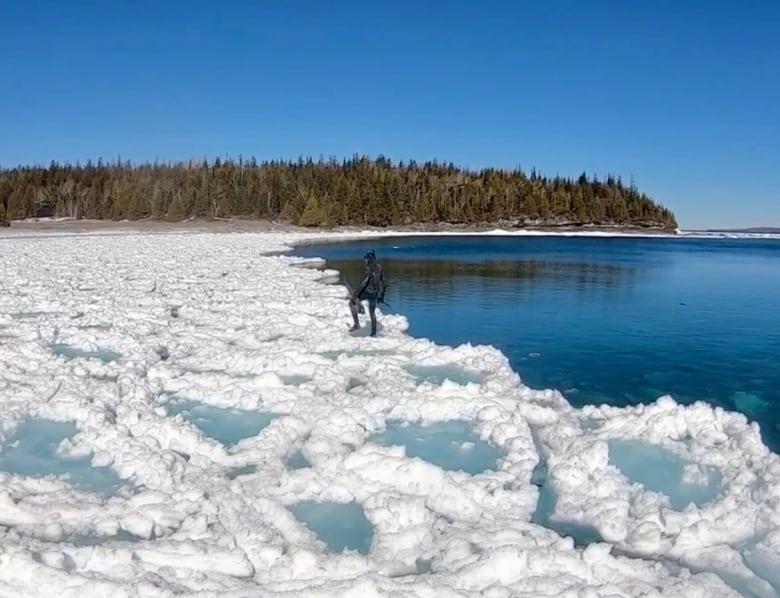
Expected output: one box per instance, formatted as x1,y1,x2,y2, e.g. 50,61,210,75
367,297,377,336
349,299,360,330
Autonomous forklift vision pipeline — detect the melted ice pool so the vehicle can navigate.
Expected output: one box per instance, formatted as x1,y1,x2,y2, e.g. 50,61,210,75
51,343,121,363
404,364,486,386
608,438,722,509
370,420,503,475
166,400,275,447
286,449,311,470
288,501,374,554
0,419,123,497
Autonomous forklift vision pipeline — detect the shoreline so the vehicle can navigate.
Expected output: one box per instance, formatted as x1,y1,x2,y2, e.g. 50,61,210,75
1,217,678,237
4,218,780,243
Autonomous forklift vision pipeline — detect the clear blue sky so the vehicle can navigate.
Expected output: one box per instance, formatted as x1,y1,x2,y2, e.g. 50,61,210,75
1,0,778,229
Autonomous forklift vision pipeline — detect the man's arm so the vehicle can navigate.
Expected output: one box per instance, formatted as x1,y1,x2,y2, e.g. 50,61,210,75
377,268,386,301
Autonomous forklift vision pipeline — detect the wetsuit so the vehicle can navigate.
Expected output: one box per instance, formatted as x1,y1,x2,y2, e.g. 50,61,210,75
350,253,385,336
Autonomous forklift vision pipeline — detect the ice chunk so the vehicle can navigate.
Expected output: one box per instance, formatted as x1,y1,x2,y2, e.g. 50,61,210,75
608,439,722,509
404,364,485,385
369,420,503,475
288,501,374,555
0,419,122,497
166,400,274,447
530,458,604,547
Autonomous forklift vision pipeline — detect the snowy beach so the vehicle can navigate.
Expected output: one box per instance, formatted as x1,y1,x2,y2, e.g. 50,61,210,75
1,226,779,597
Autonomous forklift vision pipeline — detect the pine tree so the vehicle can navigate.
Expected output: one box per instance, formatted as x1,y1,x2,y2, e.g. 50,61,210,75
0,156,678,229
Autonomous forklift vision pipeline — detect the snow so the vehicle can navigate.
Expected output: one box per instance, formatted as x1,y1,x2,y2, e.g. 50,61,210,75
0,227,778,597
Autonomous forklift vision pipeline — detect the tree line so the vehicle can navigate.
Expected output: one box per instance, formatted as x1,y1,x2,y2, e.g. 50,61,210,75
0,156,677,229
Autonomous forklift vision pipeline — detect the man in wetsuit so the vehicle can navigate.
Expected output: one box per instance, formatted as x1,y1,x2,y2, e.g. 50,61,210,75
349,250,386,337
0,196,8,226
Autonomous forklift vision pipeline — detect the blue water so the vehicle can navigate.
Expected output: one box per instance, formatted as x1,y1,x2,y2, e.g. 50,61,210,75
166,400,275,447
295,235,780,452
288,500,374,554
0,419,123,496
370,420,503,475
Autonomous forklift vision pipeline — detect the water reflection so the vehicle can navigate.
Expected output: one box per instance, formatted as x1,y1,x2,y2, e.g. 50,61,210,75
332,258,638,306
296,236,780,452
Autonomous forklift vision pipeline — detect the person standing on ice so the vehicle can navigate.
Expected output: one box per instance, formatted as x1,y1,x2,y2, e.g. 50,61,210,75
349,249,386,336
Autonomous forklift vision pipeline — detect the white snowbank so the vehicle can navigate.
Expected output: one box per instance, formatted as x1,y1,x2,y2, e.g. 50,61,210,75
0,228,777,597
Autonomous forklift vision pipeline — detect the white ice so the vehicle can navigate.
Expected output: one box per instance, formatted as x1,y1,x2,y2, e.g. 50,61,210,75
1,227,778,597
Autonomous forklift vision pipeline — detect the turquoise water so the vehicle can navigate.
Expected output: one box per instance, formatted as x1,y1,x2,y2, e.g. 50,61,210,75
369,420,503,475
0,419,123,496
608,439,722,509
288,500,374,554
51,343,121,363
295,235,780,452
166,400,275,447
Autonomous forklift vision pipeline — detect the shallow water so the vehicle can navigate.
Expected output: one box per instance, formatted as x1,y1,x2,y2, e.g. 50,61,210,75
166,400,275,447
296,235,780,452
51,343,121,363
404,364,486,386
370,420,503,475
608,439,722,509
288,500,374,554
286,450,311,470
0,419,123,496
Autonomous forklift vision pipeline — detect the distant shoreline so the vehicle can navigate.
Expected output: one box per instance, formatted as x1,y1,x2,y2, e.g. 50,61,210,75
702,227,780,234
4,218,780,241
0,217,678,237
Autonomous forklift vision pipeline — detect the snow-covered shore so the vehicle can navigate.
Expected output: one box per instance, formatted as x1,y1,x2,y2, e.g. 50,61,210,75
0,227,778,597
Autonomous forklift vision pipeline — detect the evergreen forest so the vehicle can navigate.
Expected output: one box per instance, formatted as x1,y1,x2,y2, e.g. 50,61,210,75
0,156,677,229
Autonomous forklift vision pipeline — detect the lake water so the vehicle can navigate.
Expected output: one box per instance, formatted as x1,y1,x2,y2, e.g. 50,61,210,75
294,235,780,453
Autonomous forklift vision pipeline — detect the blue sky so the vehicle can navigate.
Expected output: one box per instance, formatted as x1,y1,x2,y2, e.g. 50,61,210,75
1,0,778,229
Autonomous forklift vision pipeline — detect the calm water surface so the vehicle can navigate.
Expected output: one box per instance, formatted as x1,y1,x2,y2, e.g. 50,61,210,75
295,235,780,452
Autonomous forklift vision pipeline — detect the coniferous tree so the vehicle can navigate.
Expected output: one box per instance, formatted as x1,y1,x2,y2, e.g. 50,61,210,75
0,156,678,229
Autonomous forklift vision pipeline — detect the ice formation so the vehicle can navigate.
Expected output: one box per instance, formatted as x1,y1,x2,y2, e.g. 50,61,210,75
0,227,778,597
